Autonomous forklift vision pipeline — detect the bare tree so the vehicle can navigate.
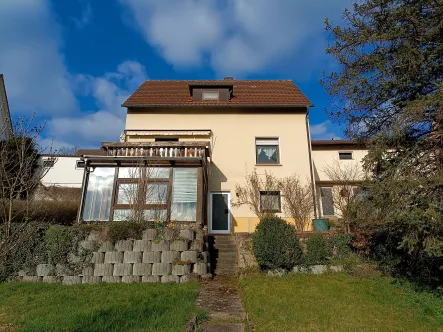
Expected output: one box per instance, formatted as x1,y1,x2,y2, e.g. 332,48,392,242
57,145,79,156
232,169,280,219
322,159,365,233
0,114,54,239
279,175,314,232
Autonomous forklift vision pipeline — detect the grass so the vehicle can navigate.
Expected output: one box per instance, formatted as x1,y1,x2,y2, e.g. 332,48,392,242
239,273,443,332
0,282,205,332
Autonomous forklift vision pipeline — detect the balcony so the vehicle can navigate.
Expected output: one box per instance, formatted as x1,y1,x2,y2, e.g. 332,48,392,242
96,141,210,161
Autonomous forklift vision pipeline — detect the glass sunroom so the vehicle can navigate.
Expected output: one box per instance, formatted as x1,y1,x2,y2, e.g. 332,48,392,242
77,141,210,226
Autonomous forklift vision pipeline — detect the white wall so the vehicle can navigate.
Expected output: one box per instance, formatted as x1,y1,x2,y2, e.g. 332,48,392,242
312,149,368,182
40,156,84,188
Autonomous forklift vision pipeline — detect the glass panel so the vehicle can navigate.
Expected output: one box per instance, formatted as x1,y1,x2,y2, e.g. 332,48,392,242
83,168,115,221
202,91,219,100
118,167,141,178
256,145,278,163
321,187,334,216
117,183,138,204
339,152,353,160
146,183,168,204
144,209,168,221
212,193,229,231
118,167,169,179
171,168,197,221
260,192,280,211
113,209,133,221
146,167,170,179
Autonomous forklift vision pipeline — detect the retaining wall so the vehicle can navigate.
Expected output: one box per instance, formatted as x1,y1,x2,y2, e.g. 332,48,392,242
18,228,212,284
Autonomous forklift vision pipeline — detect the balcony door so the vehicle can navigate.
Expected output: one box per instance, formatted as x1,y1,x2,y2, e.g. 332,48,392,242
209,192,231,234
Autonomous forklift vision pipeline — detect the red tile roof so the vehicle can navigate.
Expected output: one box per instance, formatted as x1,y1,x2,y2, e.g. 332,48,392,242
122,79,312,108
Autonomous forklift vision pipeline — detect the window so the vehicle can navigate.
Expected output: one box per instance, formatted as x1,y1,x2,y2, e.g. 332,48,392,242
117,183,138,204
256,138,280,164
260,191,281,212
339,152,353,160
146,183,168,204
202,90,219,101
155,137,179,142
353,187,368,201
75,160,85,169
83,167,115,221
118,167,169,179
320,187,334,216
43,159,55,168
171,168,197,221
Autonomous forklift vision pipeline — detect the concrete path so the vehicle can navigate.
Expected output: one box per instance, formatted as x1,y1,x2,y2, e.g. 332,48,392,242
197,275,246,332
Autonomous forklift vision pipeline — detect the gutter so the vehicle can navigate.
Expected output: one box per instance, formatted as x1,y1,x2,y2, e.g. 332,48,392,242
122,103,314,109
305,107,318,219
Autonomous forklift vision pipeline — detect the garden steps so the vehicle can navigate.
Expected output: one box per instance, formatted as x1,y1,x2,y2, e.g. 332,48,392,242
209,235,238,276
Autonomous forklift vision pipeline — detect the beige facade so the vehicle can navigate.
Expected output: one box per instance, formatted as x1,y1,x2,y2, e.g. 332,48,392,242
125,107,314,232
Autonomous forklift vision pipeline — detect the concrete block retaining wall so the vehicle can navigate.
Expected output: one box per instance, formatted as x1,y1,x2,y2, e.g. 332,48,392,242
17,228,211,284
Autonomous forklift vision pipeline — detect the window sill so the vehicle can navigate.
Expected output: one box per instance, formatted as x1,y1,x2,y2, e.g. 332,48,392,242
255,164,282,166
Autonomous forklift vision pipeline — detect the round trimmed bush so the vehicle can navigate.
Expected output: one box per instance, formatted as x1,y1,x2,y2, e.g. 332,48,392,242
252,215,303,270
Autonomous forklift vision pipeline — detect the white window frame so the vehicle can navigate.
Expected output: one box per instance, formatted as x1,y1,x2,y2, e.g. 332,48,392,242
255,137,281,165
338,151,354,160
259,190,282,213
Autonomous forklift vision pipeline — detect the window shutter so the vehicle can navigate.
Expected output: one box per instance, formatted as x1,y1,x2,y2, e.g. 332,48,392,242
219,88,230,101
193,89,202,101
256,138,279,146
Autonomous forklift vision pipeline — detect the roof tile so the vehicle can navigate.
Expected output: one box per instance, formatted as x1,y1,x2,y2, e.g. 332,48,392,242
123,80,312,108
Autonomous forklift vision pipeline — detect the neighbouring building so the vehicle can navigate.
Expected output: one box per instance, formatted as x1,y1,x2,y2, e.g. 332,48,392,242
76,78,368,233
0,74,12,140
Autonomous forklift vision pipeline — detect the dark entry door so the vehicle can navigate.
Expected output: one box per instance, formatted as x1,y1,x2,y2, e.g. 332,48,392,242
210,192,231,234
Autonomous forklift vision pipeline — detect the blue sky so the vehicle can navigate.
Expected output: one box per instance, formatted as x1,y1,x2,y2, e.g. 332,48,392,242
0,0,351,150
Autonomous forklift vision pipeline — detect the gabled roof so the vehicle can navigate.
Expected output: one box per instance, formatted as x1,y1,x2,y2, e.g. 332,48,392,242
122,79,312,108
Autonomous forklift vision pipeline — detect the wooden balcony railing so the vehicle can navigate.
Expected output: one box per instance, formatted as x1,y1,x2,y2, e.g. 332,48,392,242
101,142,210,159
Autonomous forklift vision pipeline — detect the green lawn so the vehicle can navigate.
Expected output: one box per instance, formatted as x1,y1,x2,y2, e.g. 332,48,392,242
240,274,443,332
0,282,204,332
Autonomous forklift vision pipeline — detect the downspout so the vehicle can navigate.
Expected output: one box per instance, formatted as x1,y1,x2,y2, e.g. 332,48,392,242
77,158,90,223
305,107,318,218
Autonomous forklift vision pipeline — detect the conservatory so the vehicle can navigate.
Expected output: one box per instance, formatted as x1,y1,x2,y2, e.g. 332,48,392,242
77,141,210,226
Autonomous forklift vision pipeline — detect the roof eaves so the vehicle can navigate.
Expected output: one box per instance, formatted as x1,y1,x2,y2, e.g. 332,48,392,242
122,103,313,108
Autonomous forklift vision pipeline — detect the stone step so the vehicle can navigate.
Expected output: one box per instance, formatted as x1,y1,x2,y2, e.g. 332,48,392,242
209,250,237,255
210,243,237,249
212,252,237,259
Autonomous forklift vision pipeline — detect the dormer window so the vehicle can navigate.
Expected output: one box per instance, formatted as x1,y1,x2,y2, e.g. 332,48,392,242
202,90,220,101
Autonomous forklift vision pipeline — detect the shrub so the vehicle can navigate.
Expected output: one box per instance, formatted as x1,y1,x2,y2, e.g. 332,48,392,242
327,234,353,259
0,200,80,226
106,221,147,243
252,215,303,270
304,234,328,265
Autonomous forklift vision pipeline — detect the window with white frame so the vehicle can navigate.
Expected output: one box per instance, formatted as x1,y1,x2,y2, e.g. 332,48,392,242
260,191,281,212
256,138,280,164
339,152,353,160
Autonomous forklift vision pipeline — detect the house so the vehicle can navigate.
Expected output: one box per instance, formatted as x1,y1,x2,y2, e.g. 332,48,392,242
0,74,12,140
77,78,368,233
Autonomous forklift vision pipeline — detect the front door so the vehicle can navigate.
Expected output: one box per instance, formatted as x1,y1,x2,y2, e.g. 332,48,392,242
209,192,231,234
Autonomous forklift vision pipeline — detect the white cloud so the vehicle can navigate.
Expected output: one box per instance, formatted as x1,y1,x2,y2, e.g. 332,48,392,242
45,61,148,148
0,0,77,115
310,120,342,140
119,0,350,75
73,1,93,29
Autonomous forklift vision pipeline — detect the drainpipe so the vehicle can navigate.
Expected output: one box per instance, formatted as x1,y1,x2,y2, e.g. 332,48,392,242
77,158,90,224
305,107,318,218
